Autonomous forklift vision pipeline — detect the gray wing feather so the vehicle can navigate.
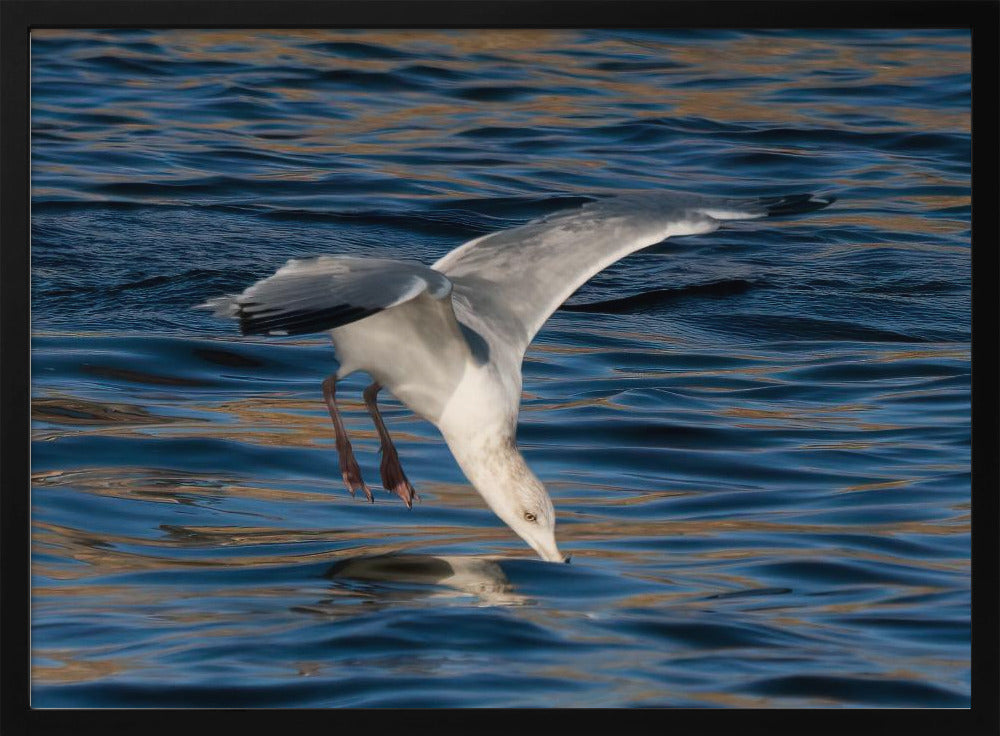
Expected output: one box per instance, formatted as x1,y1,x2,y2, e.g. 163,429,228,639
199,256,453,336
433,191,832,355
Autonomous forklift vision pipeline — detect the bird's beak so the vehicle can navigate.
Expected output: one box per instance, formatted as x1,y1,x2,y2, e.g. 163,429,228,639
531,538,568,564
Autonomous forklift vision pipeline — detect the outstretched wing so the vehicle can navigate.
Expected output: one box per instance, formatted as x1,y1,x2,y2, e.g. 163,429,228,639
433,191,833,356
199,255,453,336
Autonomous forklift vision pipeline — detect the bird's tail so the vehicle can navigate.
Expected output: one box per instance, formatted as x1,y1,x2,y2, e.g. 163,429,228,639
196,295,239,317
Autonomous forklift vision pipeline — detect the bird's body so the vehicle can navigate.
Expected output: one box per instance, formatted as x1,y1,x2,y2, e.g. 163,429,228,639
330,289,474,423
201,189,833,562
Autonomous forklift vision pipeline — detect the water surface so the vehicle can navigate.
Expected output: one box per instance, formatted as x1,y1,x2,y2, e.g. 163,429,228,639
31,29,970,708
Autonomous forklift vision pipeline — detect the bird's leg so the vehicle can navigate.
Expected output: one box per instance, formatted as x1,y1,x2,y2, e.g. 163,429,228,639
363,382,418,509
322,375,373,502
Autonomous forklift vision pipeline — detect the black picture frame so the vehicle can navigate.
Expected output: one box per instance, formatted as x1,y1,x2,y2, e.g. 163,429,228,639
2,1,997,733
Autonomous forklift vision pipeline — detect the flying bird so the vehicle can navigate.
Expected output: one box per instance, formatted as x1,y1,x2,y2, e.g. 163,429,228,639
201,190,833,562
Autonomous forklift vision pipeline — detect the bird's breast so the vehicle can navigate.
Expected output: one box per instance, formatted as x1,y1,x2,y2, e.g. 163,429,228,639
328,299,471,423
437,360,519,441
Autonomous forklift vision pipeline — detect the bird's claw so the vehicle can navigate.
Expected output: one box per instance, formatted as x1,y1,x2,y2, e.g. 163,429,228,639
380,452,418,509
339,445,373,502
342,472,374,503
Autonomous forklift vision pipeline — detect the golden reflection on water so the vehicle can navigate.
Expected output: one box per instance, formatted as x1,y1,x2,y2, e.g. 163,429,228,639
32,458,969,574
38,345,956,448
32,313,970,626
34,655,131,685
32,387,437,448
33,28,970,197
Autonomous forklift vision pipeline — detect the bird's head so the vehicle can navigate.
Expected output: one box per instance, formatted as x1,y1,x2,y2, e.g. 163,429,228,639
487,475,566,563
446,433,568,563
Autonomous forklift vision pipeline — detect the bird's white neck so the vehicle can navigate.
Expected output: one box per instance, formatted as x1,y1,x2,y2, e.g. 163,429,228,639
433,363,564,562
444,430,535,500
441,427,563,563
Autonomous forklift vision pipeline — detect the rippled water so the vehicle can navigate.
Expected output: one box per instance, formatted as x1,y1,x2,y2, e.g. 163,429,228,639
31,29,971,708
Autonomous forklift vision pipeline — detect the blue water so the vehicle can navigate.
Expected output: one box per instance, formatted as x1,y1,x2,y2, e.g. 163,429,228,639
31,29,970,708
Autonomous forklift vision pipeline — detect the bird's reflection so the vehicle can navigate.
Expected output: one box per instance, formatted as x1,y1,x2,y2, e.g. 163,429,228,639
323,553,529,607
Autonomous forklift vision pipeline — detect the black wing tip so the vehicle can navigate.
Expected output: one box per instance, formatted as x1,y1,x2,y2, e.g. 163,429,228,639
236,302,381,336
762,193,837,217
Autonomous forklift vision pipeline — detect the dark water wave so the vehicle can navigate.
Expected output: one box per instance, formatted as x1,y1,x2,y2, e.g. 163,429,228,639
30,29,970,708
561,278,761,312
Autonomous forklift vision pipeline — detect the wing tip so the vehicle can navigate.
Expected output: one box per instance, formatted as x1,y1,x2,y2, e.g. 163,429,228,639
235,302,381,337
762,193,837,217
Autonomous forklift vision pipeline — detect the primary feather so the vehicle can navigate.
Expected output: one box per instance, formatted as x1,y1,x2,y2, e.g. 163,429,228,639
199,255,452,336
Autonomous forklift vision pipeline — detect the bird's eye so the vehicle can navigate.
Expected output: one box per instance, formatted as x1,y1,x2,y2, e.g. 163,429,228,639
523,512,537,522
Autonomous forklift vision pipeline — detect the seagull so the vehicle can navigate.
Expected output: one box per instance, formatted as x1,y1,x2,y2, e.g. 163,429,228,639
200,190,833,563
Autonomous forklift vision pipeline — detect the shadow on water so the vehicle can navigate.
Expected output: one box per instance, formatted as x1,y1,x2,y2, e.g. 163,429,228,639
309,552,662,612
319,553,529,607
